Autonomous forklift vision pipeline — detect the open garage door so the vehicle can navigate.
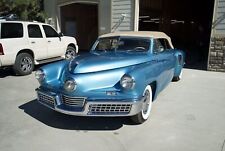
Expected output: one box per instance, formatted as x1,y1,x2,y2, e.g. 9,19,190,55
139,0,215,69
60,3,98,52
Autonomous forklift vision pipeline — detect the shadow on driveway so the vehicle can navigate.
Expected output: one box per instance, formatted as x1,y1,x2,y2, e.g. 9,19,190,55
0,68,15,78
0,63,56,78
19,100,136,131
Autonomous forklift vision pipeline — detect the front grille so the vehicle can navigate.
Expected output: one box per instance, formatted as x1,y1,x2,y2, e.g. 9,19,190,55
37,92,55,107
62,95,86,107
88,104,132,115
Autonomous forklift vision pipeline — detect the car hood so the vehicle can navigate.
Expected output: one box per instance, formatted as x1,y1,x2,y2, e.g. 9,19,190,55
69,51,151,74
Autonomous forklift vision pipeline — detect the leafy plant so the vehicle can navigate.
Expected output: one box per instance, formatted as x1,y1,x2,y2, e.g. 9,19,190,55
0,0,46,22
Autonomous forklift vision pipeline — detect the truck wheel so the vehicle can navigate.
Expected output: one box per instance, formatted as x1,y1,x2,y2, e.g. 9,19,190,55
13,53,34,76
131,85,153,124
65,46,77,59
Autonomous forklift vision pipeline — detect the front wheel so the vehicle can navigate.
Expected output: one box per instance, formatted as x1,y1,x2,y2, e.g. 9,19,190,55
65,46,77,59
172,70,183,82
131,85,153,124
13,53,34,76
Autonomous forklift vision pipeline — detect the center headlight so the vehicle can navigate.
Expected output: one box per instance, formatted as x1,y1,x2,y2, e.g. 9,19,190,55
64,79,77,92
35,70,45,82
120,74,135,89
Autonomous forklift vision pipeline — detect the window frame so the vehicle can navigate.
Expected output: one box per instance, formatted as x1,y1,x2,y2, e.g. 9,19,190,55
91,36,151,52
153,39,165,54
28,24,43,38
42,25,59,38
158,38,172,50
0,22,23,39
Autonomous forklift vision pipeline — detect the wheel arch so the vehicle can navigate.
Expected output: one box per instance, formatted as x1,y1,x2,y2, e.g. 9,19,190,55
173,50,185,78
67,43,78,53
68,43,76,49
17,49,34,59
149,81,157,101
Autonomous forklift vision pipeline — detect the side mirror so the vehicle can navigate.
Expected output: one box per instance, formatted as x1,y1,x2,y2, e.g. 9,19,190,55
58,32,64,37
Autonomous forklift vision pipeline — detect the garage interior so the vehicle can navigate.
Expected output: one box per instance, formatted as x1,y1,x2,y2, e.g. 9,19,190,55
60,3,98,52
139,0,215,69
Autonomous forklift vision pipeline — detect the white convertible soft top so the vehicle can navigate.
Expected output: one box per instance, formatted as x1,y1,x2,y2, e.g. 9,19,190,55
99,31,174,48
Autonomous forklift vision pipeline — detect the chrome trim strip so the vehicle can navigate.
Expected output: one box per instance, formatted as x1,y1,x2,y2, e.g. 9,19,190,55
62,95,86,107
37,91,55,107
88,104,132,115
36,89,144,117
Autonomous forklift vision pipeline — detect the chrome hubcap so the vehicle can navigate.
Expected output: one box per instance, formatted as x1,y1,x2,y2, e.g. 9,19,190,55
143,90,150,114
20,57,32,72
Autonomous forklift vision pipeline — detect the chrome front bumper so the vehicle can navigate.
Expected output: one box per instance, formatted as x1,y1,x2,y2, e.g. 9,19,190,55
36,89,144,117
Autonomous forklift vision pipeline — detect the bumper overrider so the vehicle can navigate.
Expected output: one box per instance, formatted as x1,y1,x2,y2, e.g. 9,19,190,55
36,88,144,117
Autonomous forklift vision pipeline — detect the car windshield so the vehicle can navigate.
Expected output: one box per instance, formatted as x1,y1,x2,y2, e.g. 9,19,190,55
93,37,150,52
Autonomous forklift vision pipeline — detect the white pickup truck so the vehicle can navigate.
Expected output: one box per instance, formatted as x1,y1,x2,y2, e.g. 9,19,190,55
0,20,78,75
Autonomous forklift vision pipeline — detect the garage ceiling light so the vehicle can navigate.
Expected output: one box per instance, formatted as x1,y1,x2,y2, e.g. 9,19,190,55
171,20,185,24
143,20,155,23
139,16,149,19
151,18,159,21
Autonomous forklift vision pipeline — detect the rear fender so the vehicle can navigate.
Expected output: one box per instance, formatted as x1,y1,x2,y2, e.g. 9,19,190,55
174,50,185,77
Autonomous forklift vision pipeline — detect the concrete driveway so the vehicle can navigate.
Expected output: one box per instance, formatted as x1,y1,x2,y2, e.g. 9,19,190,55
0,68,225,151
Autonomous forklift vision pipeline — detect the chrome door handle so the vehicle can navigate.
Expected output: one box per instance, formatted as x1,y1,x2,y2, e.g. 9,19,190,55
31,41,35,44
48,40,51,43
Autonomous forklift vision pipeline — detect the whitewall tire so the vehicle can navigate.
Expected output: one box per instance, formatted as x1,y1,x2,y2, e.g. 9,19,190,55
131,85,153,124
173,70,183,82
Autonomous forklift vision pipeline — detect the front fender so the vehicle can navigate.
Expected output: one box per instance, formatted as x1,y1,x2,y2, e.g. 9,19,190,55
62,36,78,53
127,61,162,100
40,60,69,86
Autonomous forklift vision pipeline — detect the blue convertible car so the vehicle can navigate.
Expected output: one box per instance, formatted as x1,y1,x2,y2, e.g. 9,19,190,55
35,31,184,124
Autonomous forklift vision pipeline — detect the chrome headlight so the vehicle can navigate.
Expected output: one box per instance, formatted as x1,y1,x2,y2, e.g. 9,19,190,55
35,70,45,82
64,79,77,92
120,74,135,89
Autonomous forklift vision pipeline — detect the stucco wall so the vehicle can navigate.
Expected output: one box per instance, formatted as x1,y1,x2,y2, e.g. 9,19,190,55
98,0,111,35
44,0,58,31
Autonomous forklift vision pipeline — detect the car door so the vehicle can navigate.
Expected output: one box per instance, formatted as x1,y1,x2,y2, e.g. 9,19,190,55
27,24,48,60
42,25,64,58
153,39,175,91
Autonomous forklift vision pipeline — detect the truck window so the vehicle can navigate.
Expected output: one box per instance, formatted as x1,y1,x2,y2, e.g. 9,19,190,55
1,23,23,39
42,25,58,38
28,24,43,38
